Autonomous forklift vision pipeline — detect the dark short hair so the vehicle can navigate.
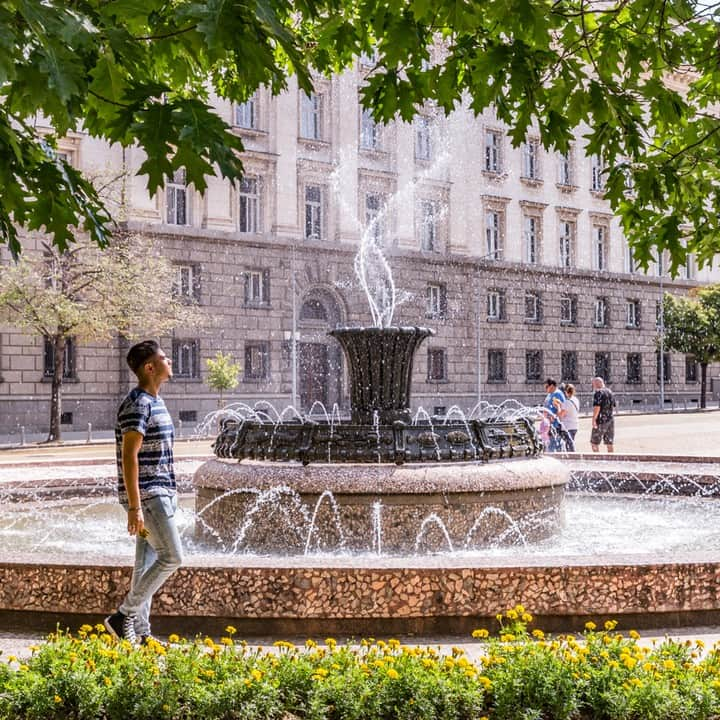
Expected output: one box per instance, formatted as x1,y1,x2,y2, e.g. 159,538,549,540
126,340,160,374
544,378,557,388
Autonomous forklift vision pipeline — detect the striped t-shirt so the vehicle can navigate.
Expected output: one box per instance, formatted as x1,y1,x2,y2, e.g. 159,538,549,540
115,388,176,503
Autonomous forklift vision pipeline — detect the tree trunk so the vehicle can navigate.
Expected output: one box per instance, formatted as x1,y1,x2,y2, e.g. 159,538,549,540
47,335,65,442
700,362,708,410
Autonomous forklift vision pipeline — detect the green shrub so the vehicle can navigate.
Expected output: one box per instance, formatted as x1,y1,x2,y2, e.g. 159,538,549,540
2,612,720,720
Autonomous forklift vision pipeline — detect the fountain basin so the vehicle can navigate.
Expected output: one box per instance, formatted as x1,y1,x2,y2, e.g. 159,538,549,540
194,457,568,554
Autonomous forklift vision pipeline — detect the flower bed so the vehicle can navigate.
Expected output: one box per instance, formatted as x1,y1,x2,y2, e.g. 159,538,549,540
2,607,720,719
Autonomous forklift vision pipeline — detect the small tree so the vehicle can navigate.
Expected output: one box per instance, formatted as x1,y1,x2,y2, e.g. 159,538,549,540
206,352,241,408
662,287,720,408
0,234,205,442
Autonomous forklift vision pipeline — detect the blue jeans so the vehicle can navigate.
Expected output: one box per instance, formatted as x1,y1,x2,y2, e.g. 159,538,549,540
119,494,183,634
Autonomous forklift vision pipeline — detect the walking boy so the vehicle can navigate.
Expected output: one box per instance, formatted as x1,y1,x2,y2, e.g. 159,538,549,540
104,340,183,644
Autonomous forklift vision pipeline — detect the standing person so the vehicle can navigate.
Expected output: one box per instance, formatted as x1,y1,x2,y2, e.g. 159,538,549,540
104,340,183,644
590,376,616,453
542,378,566,452
561,383,580,450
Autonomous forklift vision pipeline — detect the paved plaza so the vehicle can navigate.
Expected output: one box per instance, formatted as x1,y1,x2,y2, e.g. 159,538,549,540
1,409,719,659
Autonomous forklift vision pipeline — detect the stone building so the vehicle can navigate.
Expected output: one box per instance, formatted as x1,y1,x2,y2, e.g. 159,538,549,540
1,64,717,436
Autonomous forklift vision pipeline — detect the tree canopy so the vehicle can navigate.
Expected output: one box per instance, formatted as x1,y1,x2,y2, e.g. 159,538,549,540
3,0,720,271
662,285,720,407
0,234,204,440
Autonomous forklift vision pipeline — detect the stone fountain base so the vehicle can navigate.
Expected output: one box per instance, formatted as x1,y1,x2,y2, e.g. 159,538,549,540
193,457,568,554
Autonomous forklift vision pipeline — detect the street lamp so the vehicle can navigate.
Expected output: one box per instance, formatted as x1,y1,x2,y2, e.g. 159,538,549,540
658,252,665,410
476,249,502,406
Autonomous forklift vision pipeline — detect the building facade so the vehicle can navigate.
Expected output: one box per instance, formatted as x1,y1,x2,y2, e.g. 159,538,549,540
1,64,717,436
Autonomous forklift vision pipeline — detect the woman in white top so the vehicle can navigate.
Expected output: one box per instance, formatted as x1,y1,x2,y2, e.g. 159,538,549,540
561,383,580,447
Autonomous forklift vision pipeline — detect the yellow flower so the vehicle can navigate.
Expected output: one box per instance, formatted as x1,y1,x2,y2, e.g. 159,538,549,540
325,638,337,649
305,639,317,648
630,678,643,688
584,622,597,631
604,620,618,631
103,677,112,687
506,609,518,620
251,669,263,681
54,695,62,704
94,623,106,633
629,630,640,640
663,659,676,671
225,625,237,636
168,634,180,644
521,613,533,623
387,668,399,679
472,628,489,639
220,637,233,646
6,655,16,663
478,675,492,690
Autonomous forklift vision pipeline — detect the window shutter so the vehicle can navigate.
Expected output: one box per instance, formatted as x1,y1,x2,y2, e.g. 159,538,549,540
243,272,250,304
499,292,506,320
262,270,270,304
439,284,447,317
192,266,201,301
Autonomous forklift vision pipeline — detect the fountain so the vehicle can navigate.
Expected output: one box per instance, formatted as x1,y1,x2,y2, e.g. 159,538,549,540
195,218,566,554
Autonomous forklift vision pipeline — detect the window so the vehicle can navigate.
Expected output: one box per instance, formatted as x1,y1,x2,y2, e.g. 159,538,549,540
521,139,540,180
591,154,605,191
621,243,636,274
561,350,578,382
627,353,642,384
235,96,257,129
415,116,432,161
594,297,608,327
304,185,323,241
525,291,542,323
484,130,502,173
245,269,270,306
245,342,269,380
427,348,447,381
656,351,671,383
426,283,447,318
559,220,574,267
592,225,607,270
487,289,506,321
178,410,197,423
485,210,502,259
43,337,76,379
365,193,384,243
174,264,200,302
558,150,572,186
300,92,322,140
166,168,187,225
626,299,640,328
488,349,506,382
239,177,260,233
419,200,438,251
595,352,611,382
560,294,577,325
172,339,200,379
525,350,543,382
524,215,540,264
686,355,699,382
360,108,382,150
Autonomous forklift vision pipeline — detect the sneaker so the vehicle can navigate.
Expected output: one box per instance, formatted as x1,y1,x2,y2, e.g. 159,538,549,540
139,634,166,648
104,611,137,644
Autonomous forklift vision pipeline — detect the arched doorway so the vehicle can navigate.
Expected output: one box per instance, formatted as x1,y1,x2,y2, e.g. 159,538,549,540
297,289,344,413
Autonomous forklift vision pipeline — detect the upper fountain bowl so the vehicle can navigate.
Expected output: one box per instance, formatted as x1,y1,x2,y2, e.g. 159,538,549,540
213,326,544,465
